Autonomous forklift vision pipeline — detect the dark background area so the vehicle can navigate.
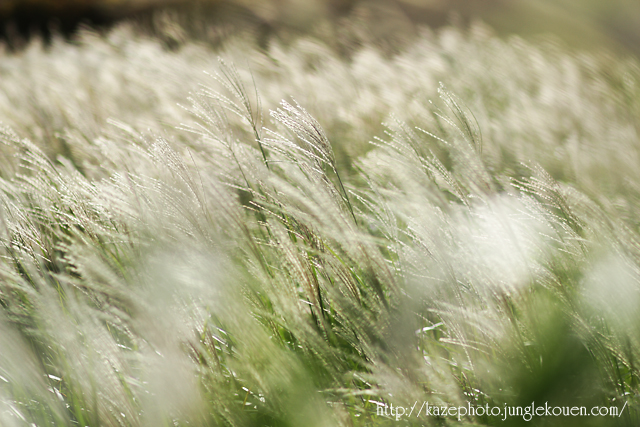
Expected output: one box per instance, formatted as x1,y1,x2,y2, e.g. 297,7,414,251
1,0,640,56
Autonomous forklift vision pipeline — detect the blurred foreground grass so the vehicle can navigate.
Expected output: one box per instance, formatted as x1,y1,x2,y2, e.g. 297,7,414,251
0,5,640,427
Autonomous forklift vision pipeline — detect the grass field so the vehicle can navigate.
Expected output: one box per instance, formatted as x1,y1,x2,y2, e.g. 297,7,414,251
0,12,640,427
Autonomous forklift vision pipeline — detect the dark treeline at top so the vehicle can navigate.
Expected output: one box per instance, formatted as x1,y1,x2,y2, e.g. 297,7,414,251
0,0,451,51
1,0,639,57
1,0,124,47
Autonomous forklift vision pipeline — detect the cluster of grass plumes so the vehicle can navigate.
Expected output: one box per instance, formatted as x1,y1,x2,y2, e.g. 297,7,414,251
1,19,640,427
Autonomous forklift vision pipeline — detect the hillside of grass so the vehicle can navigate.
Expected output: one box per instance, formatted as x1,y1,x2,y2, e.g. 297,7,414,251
0,17,640,427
